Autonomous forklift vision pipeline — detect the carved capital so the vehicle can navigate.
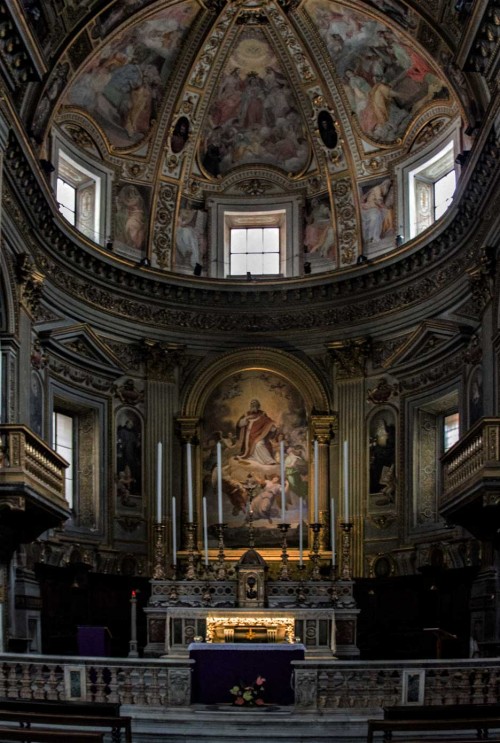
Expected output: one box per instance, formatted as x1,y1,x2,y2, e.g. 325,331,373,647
463,334,482,365
177,416,200,444
310,414,336,443
139,339,185,381
327,338,372,378
16,254,44,315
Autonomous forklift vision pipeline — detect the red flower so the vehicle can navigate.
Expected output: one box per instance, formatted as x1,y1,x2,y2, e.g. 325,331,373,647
234,696,245,705
255,697,265,705
255,676,266,686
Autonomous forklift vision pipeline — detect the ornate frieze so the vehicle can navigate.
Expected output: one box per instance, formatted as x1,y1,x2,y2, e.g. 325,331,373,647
15,254,44,315
139,339,185,382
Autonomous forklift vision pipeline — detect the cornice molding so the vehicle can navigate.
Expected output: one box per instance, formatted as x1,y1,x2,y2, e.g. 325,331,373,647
2,128,500,335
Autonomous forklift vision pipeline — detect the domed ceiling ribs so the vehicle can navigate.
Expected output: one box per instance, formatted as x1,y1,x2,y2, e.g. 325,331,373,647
37,0,461,276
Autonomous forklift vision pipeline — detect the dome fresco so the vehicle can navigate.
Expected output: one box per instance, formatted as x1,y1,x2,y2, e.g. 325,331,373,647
51,0,463,275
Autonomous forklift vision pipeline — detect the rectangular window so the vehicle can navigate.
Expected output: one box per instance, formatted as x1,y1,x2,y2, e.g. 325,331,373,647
52,411,75,509
408,141,456,239
230,226,280,276
443,412,460,452
55,150,102,244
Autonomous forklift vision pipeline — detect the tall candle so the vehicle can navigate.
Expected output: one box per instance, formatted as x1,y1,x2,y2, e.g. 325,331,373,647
314,439,319,522
187,443,193,522
299,497,303,567
156,442,162,522
280,440,286,521
330,497,335,565
172,496,177,565
203,496,209,566
343,440,349,521
217,442,223,523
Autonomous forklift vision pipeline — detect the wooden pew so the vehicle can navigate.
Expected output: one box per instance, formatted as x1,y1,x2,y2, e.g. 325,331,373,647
0,701,132,743
383,704,500,720
367,716,500,743
0,728,104,742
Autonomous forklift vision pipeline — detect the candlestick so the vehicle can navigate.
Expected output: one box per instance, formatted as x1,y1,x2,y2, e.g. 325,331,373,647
343,440,349,521
185,521,197,580
330,497,335,566
278,523,290,580
156,442,162,522
128,590,138,658
280,440,286,521
299,497,303,567
172,496,177,566
314,439,319,522
217,442,223,523
309,522,322,580
203,496,209,567
340,520,353,580
152,523,166,580
187,443,193,523
214,523,227,580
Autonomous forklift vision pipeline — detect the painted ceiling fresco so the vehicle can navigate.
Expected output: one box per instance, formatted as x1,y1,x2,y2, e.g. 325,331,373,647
46,0,465,273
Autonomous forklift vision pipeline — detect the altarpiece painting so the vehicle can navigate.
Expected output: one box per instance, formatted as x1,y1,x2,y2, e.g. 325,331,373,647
202,371,309,548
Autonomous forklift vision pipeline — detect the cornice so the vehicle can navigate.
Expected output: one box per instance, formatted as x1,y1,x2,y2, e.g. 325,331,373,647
2,127,500,336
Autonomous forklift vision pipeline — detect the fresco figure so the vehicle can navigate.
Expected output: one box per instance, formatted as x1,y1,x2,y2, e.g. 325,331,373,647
369,412,396,506
360,178,394,247
236,399,277,465
115,184,147,252
307,0,449,142
116,411,142,503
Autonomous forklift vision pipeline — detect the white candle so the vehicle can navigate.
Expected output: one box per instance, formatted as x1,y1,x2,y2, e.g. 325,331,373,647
314,439,319,522
280,440,286,521
203,496,209,566
172,496,177,565
330,497,335,565
343,440,349,521
187,443,193,522
217,442,223,523
299,497,303,567
156,442,162,522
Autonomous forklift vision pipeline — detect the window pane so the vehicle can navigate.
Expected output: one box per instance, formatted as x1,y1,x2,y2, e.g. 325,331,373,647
230,253,247,275
53,411,74,508
231,229,247,254
247,253,263,274
263,227,279,252
444,412,459,452
247,228,263,253
263,252,279,273
434,170,456,220
57,178,76,225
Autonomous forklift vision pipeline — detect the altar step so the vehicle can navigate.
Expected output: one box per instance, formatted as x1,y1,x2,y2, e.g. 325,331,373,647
125,705,378,742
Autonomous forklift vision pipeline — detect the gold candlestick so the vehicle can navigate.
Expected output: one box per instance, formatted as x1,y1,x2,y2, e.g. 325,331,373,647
152,523,166,580
340,521,353,580
309,522,322,580
278,523,291,580
214,523,227,580
296,563,307,605
185,521,197,580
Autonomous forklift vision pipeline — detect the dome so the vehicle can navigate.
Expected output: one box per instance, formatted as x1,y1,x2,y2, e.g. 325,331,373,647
32,0,474,279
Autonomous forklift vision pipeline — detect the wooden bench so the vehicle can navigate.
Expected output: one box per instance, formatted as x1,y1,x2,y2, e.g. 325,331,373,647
383,704,500,720
367,716,500,743
0,702,132,743
0,728,104,742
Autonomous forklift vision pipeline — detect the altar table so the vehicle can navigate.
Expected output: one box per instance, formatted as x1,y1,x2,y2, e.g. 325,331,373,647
189,642,305,705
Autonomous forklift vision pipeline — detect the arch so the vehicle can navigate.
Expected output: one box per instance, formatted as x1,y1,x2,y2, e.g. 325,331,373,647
181,347,330,418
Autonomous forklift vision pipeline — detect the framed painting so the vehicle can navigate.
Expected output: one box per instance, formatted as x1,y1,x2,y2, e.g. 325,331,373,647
401,669,425,705
202,370,309,548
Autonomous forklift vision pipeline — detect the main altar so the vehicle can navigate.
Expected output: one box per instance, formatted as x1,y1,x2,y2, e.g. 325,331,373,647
143,540,360,659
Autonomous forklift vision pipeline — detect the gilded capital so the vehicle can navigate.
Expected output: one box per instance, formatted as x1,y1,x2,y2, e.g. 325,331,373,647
176,416,200,444
310,414,336,443
139,339,185,382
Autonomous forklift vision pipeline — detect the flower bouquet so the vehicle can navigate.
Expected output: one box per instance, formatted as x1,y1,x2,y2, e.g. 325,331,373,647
229,675,266,706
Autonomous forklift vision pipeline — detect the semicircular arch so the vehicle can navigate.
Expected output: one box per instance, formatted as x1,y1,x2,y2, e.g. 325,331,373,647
181,347,330,418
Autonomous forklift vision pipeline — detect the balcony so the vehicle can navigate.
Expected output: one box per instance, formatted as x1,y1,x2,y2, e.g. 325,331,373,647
0,424,70,559
441,417,500,541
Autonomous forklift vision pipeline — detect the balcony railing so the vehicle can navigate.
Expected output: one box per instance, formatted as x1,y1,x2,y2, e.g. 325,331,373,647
0,424,68,508
441,417,500,507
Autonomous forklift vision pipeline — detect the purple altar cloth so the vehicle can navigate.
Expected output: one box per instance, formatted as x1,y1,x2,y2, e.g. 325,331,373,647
188,643,305,705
